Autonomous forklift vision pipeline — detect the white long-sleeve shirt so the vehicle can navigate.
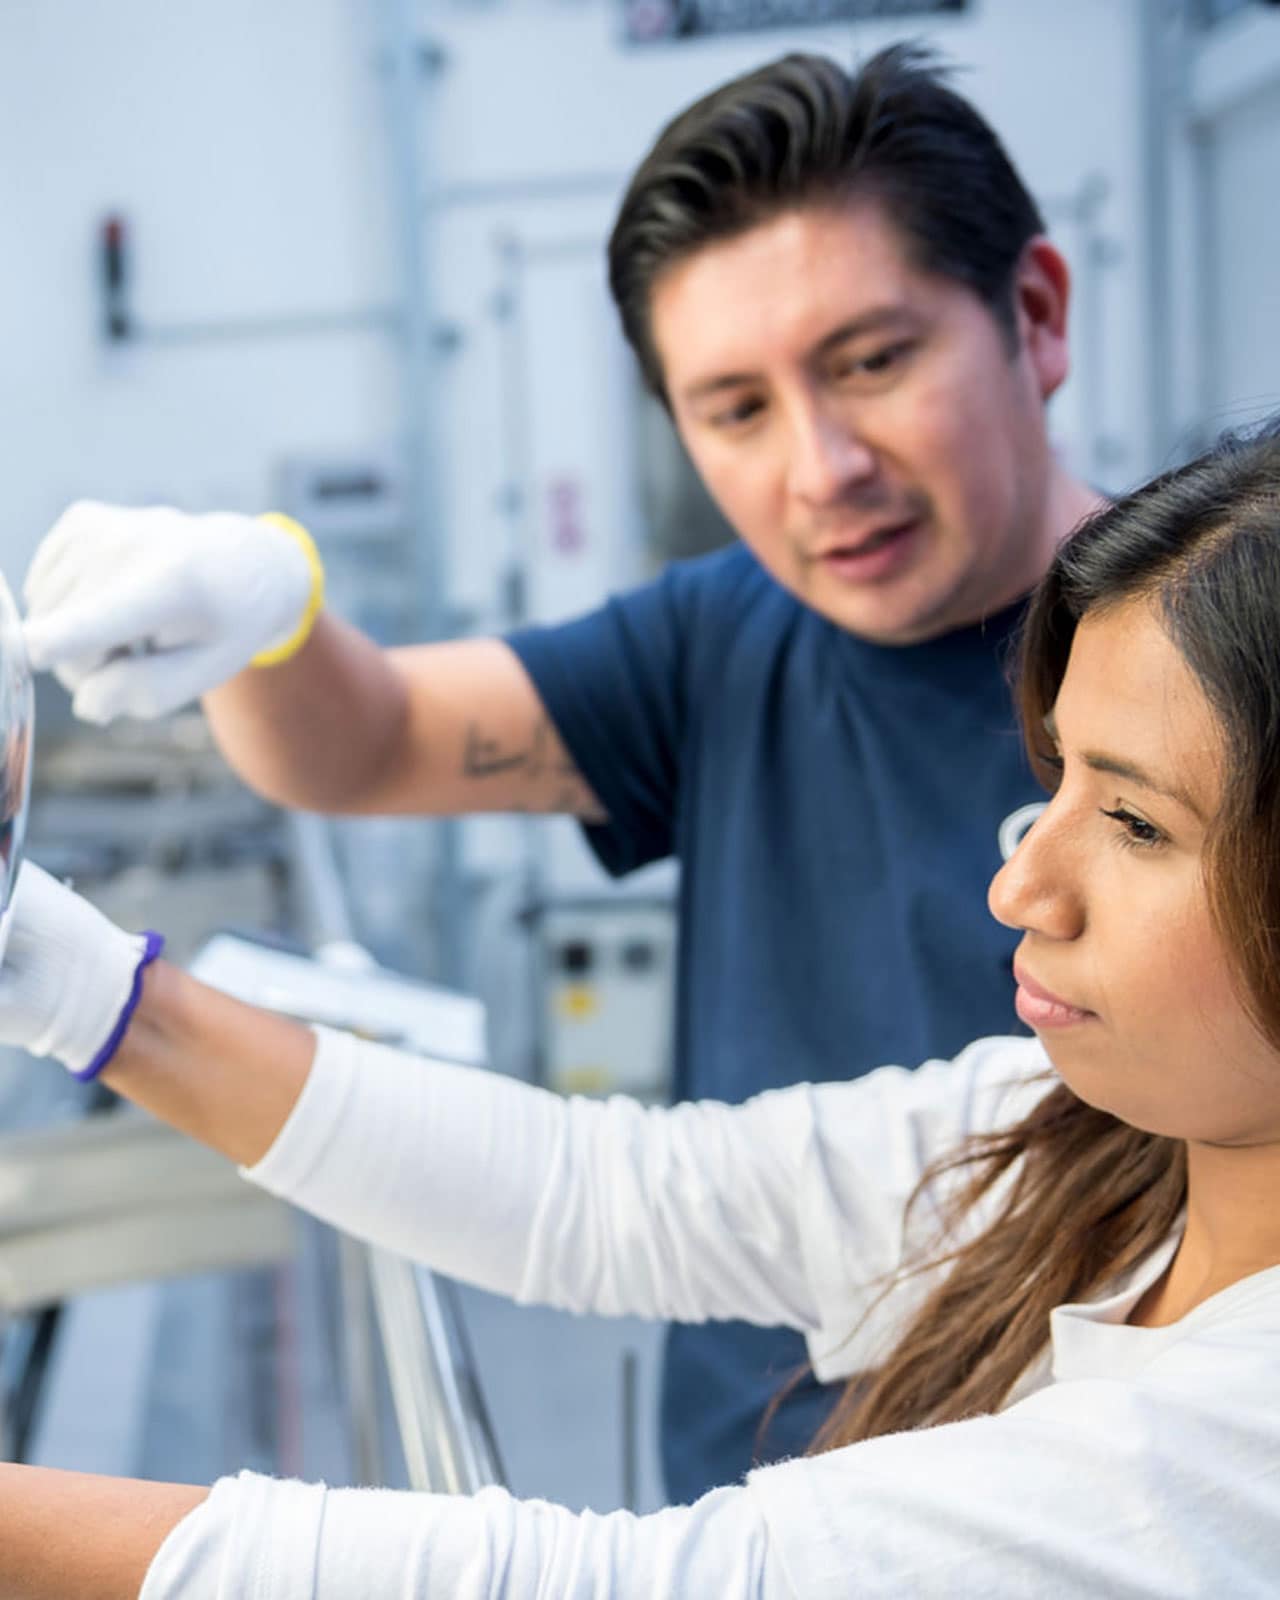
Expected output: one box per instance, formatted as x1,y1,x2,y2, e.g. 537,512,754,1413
140,1028,1280,1598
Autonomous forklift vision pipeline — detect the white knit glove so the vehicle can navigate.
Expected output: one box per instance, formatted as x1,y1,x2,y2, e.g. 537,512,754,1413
0,862,157,1077
22,501,318,723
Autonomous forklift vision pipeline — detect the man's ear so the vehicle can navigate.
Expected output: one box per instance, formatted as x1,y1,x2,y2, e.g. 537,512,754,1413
1013,236,1071,401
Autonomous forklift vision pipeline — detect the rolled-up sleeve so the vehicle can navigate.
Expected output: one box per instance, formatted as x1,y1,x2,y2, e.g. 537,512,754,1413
141,1471,792,1600
141,1348,1280,1599
245,1028,1050,1365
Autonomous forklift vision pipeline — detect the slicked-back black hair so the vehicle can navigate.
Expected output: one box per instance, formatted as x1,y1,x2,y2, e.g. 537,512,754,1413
608,44,1045,402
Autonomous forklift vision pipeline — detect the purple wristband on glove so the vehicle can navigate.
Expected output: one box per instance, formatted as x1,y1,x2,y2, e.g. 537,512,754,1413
71,930,166,1083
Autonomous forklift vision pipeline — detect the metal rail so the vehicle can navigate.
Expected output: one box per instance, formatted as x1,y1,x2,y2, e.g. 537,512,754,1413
286,810,502,1494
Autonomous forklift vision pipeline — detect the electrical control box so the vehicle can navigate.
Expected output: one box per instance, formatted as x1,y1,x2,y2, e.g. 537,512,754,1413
537,899,675,1102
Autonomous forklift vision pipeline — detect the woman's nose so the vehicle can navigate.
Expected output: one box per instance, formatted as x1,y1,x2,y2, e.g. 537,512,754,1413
987,803,1084,942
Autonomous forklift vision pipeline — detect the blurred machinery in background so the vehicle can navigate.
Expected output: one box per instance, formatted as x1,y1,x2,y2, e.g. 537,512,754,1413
0,747,502,1495
0,709,293,1468
26,712,285,965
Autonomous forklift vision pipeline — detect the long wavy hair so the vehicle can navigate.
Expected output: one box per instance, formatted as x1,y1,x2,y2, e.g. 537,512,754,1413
811,417,1280,1451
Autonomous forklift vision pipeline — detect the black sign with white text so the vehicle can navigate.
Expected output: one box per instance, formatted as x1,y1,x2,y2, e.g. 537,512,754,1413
623,0,969,44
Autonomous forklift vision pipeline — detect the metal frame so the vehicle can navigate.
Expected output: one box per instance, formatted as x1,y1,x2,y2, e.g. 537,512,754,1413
286,809,503,1495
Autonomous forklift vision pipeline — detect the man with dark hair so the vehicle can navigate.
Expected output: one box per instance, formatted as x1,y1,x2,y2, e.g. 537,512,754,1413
24,45,1102,1502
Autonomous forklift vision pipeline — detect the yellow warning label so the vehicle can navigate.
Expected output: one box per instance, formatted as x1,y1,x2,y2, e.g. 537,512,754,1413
556,1065,611,1095
556,986,598,1019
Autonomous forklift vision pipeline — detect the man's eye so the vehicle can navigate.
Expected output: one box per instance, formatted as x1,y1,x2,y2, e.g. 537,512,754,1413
710,397,764,429
834,342,912,381
860,344,903,374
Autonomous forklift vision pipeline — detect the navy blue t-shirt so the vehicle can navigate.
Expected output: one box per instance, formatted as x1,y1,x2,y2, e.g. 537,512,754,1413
507,544,1043,1503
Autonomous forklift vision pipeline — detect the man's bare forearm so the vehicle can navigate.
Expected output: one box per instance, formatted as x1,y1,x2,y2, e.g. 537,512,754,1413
461,713,605,818
202,611,409,813
202,617,607,820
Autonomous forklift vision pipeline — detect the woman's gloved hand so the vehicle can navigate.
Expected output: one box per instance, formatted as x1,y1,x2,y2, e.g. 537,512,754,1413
0,862,160,1078
22,501,321,723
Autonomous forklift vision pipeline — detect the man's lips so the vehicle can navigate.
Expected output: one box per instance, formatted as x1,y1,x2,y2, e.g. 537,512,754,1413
812,518,918,559
1013,962,1097,1028
808,519,924,585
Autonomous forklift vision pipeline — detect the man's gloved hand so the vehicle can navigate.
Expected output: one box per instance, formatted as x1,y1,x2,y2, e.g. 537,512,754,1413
0,862,157,1077
22,502,319,723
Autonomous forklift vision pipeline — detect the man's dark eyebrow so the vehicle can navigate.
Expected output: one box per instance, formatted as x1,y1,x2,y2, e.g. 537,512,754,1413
1041,710,1205,821
680,307,917,404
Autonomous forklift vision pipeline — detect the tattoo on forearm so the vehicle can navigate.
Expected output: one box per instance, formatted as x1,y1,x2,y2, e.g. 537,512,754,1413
463,718,592,806
463,724,535,778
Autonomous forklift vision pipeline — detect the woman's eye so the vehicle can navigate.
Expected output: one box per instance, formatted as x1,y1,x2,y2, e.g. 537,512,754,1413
1100,805,1165,850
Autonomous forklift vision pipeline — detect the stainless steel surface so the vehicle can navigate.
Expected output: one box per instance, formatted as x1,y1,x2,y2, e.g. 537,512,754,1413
367,1250,500,1494
337,1235,384,1486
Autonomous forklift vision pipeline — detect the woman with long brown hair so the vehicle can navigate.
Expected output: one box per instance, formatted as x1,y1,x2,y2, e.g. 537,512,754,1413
3,420,1280,1595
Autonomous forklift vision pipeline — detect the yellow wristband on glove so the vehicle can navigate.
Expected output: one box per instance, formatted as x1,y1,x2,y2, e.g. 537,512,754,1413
251,513,326,668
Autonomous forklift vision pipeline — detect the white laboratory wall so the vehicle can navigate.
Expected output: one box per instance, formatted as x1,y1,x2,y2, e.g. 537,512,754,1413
1190,14,1280,434
1205,86,1280,427
0,0,403,576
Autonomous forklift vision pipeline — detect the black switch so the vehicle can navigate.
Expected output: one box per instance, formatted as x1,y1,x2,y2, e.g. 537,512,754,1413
559,940,593,976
